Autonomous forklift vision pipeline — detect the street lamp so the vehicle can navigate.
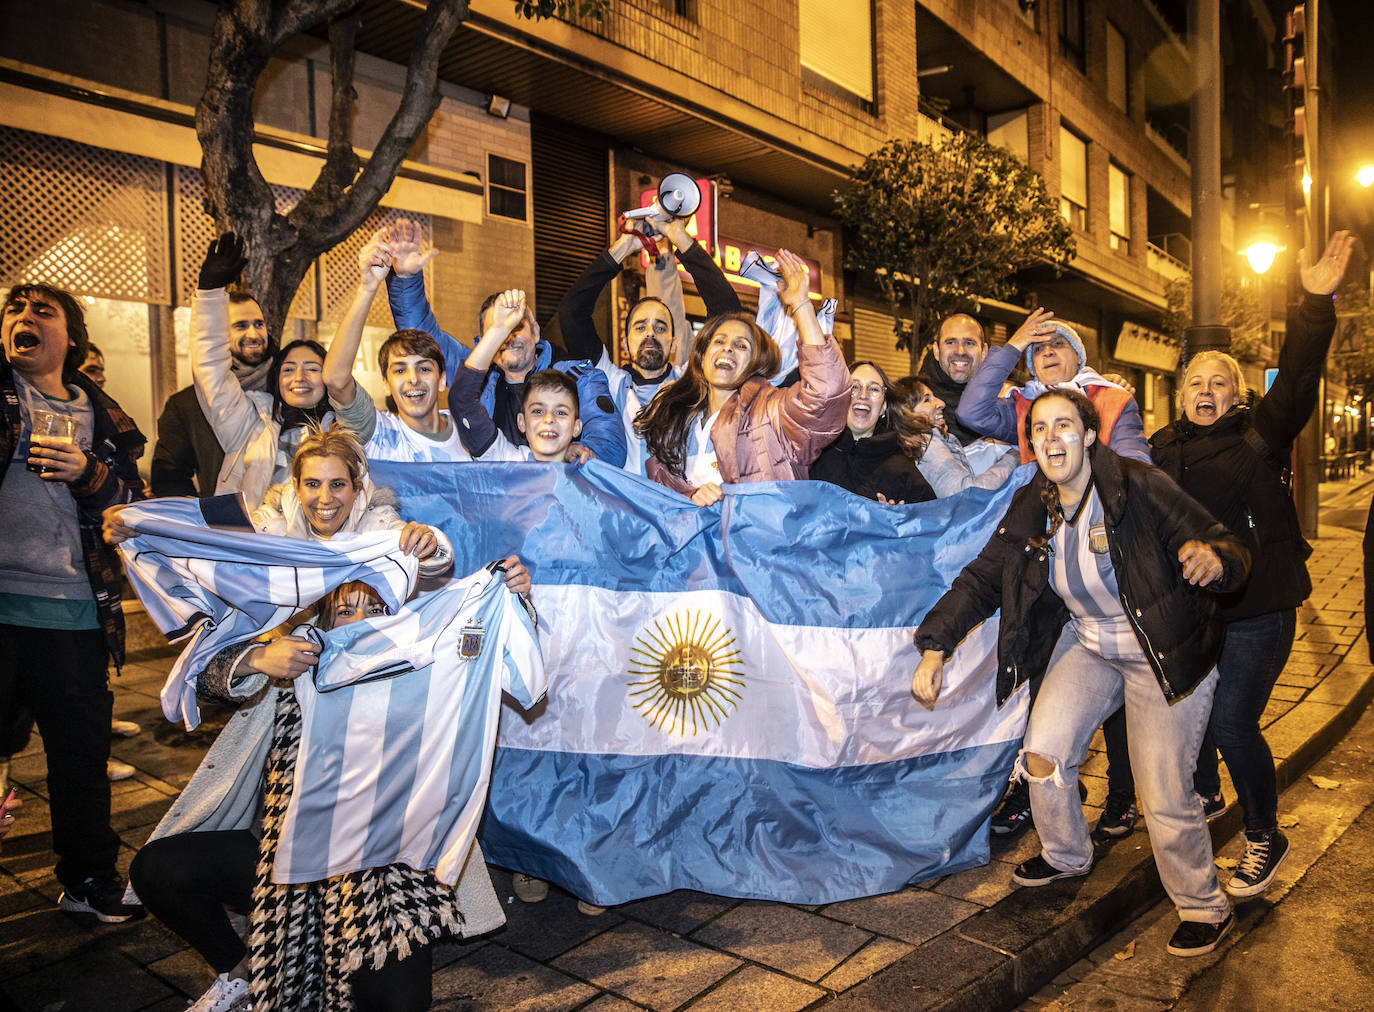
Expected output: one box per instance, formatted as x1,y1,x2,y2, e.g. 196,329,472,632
1358,166,1374,189
1241,241,1285,274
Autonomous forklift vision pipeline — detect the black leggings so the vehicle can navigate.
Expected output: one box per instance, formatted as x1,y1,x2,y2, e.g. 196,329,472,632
130,830,432,1010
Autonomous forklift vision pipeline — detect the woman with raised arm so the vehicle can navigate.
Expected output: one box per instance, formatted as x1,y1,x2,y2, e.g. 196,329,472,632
1149,231,1354,899
635,249,850,506
911,388,1250,959
190,234,332,511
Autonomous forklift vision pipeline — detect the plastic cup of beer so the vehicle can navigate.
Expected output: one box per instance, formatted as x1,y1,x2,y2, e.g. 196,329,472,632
27,409,78,474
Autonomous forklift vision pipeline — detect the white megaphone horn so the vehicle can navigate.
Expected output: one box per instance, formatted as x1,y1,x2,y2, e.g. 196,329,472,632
624,173,702,220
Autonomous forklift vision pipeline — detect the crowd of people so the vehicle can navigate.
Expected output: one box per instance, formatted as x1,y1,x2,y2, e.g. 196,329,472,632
0,201,1355,1010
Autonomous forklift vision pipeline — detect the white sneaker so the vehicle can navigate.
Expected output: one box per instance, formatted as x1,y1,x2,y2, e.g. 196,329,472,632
512,873,548,903
111,719,143,738
187,973,251,1012
107,759,135,782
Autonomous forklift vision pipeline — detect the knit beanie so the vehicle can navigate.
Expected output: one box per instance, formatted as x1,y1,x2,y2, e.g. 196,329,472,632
1024,321,1086,380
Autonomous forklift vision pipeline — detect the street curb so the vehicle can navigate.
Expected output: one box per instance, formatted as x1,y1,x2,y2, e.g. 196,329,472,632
922,643,1374,1012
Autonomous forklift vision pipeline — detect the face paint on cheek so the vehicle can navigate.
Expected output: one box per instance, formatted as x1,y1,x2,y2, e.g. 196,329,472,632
1060,432,1081,445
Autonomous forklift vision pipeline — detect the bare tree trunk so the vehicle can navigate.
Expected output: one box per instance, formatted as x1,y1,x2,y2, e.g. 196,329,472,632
194,0,468,338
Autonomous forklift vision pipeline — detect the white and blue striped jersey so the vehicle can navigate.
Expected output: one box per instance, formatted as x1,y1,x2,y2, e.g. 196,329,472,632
115,496,419,730
332,384,472,463
1048,485,1143,660
274,566,545,886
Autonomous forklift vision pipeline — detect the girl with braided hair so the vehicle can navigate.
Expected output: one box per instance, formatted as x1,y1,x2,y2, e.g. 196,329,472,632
910,388,1251,958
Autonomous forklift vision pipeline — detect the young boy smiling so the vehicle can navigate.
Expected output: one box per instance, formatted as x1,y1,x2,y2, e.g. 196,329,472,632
322,236,473,463
450,290,582,462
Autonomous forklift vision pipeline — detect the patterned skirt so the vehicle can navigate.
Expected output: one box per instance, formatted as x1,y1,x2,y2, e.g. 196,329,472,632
248,691,463,1010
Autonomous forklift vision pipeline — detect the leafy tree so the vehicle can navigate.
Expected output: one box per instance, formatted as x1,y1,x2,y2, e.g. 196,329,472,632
834,133,1076,371
1161,269,1269,362
197,0,606,334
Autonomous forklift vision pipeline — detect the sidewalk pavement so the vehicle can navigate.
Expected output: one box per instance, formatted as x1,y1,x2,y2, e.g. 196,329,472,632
3,475,1371,1012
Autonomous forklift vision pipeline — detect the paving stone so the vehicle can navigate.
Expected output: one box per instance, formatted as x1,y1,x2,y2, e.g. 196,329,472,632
690,901,869,981
4,947,174,1011
823,887,981,946
1300,626,1358,644
1304,662,1374,706
553,921,738,1010
145,945,219,1002
1260,699,1295,725
1268,683,1309,703
577,996,646,1012
823,927,1006,1011
1274,671,1323,689
431,942,597,1011
685,964,824,1011
616,889,736,935
818,936,915,991
931,859,1018,908
1264,701,1343,760
486,867,628,962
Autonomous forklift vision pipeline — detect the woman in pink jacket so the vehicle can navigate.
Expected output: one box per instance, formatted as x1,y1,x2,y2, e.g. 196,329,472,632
636,249,851,506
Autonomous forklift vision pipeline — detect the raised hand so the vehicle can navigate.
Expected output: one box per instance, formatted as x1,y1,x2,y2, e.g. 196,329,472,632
1300,230,1355,296
1008,307,1056,351
358,226,392,290
774,249,811,314
489,289,527,335
198,232,247,290
389,219,439,278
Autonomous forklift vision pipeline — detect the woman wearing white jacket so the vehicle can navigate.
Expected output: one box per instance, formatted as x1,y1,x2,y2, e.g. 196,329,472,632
191,234,333,511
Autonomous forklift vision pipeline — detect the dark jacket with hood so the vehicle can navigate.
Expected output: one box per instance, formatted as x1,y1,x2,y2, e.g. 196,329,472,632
915,442,1250,706
916,352,982,446
1150,292,1335,622
811,428,935,504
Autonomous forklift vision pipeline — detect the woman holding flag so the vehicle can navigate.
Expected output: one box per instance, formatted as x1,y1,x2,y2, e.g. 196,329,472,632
112,429,530,1012
910,388,1250,958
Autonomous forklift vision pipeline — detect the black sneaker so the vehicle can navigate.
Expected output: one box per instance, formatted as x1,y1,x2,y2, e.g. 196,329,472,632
990,779,1032,838
1091,792,1138,841
1011,854,1092,887
1226,829,1290,898
1166,912,1234,956
1198,792,1226,822
57,876,144,923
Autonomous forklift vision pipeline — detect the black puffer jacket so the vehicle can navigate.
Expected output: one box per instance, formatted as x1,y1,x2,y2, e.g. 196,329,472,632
915,442,1250,705
1150,292,1335,621
811,429,935,503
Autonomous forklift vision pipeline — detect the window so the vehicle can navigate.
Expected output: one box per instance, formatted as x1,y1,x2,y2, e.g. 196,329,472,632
487,154,528,222
1059,0,1085,71
987,109,1029,162
1059,126,1088,231
1106,22,1129,112
1109,163,1131,252
800,0,874,103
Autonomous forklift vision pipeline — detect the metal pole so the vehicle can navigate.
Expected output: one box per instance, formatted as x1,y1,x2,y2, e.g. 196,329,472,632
1296,0,1324,538
1184,0,1230,359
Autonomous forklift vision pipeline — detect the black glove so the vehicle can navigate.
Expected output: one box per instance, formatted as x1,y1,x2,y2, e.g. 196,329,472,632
198,232,247,290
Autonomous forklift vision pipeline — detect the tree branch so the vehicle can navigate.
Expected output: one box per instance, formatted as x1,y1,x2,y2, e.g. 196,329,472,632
316,7,364,202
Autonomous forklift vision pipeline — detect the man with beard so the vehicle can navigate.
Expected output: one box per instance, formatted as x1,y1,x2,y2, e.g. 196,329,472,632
916,314,1007,476
554,212,741,473
382,221,626,467
151,291,275,496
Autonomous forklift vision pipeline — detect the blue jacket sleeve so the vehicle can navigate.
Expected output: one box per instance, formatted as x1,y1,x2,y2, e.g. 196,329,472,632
386,271,472,388
1108,398,1152,463
450,364,500,458
956,343,1021,444
556,360,628,467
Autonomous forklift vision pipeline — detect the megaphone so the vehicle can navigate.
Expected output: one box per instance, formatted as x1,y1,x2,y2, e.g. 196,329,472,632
624,173,702,220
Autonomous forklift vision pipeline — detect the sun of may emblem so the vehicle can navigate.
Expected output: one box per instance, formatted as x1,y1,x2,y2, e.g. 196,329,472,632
627,610,746,737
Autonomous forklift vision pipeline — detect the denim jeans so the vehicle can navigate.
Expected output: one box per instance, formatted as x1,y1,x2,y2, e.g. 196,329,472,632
1020,627,1230,923
1193,609,1296,833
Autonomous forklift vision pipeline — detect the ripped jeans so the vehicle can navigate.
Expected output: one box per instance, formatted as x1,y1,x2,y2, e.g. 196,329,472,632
1020,626,1229,923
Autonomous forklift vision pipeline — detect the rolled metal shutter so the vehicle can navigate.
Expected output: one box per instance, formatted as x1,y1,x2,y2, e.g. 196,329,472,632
531,113,609,328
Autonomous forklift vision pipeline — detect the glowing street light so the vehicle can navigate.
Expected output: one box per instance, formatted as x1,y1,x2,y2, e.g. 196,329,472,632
1358,166,1374,188
1241,241,1285,274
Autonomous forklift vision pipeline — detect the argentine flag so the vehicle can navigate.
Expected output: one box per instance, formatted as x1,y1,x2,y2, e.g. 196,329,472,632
372,459,1034,905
